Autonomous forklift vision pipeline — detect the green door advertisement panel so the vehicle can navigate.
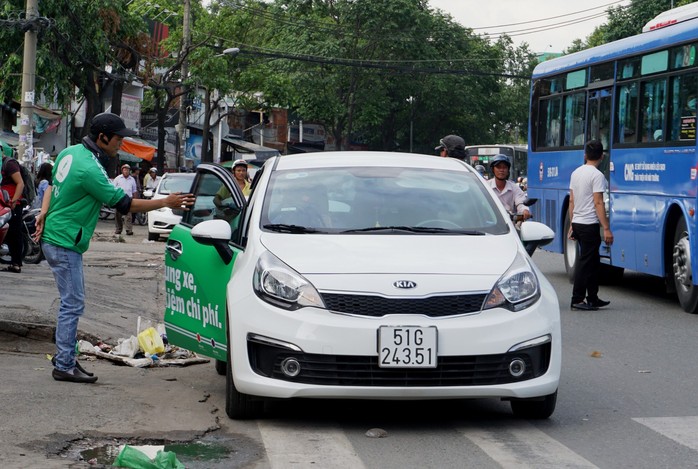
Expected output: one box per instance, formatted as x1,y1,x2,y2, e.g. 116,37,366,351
164,224,240,361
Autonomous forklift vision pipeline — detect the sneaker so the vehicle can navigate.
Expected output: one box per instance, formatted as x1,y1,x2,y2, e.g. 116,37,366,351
126,231,133,236
52,367,98,384
588,298,610,308
570,301,599,311
114,231,122,235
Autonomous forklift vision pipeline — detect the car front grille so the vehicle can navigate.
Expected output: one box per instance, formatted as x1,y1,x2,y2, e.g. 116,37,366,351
248,340,551,387
320,292,487,317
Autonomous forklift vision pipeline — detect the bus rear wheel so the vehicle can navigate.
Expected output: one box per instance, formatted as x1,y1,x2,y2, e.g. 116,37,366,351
672,218,698,313
563,211,578,283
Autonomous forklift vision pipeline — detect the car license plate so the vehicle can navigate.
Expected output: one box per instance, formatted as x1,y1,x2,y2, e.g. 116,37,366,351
378,326,437,368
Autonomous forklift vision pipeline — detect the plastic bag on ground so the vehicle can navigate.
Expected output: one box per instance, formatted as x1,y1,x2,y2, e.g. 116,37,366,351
112,335,140,358
113,444,184,469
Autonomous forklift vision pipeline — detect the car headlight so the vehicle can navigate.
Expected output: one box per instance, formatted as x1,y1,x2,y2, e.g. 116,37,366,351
483,251,540,312
253,251,325,310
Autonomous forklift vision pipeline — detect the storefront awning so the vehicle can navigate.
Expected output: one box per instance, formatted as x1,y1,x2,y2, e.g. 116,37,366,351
119,137,156,161
221,136,280,161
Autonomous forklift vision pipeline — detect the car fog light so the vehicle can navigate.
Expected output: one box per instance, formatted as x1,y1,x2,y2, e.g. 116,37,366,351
509,358,526,377
280,357,301,377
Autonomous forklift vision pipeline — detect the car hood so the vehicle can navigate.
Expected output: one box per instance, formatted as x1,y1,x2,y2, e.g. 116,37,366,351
259,233,519,276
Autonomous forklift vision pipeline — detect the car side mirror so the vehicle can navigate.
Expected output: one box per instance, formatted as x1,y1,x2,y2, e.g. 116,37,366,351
191,219,234,264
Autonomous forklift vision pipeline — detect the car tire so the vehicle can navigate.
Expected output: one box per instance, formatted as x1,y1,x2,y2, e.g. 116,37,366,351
215,359,227,376
147,232,159,241
510,390,557,419
225,334,263,419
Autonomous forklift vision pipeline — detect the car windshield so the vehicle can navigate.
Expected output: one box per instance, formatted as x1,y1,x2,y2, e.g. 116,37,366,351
159,174,194,195
261,166,508,234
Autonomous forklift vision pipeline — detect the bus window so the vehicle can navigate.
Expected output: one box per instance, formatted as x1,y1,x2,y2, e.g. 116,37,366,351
590,62,614,83
641,50,669,75
669,73,697,141
565,93,586,146
617,82,639,143
537,97,562,148
671,43,697,69
640,78,667,142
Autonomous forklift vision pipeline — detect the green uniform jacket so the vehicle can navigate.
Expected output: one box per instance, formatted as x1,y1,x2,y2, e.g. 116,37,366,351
42,142,126,254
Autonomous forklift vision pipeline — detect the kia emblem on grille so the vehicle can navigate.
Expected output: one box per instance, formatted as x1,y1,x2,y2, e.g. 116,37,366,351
393,280,417,289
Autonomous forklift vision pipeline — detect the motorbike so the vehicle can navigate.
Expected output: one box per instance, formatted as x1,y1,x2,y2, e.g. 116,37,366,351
133,189,153,226
511,198,541,257
21,206,43,264
0,190,12,249
99,204,115,220
0,197,44,264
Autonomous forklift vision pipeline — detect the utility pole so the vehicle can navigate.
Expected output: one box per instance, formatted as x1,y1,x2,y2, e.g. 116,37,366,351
18,0,38,168
175,0,191,172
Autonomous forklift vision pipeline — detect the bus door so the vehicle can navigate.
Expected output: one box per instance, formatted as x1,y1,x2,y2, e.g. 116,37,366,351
586,88,614,259
586,88,612,176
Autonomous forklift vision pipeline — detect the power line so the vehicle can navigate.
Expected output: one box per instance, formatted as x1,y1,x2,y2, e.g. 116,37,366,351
469,1,625,30
233,46,528,79
481,12,609,38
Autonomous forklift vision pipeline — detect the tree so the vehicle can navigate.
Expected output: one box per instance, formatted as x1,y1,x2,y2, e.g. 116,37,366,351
566,0,697,52
0,0,148,142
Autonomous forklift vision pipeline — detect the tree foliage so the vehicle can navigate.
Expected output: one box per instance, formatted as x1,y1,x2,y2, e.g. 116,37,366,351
567,0,697,52
1,0,539,157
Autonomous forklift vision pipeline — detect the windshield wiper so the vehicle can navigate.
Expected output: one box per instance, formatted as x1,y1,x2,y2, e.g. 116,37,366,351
341,226,486,235
263,223,324,234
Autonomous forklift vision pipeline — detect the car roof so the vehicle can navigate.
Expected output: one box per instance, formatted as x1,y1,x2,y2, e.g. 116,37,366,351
162,172,195,179
273,152,473,172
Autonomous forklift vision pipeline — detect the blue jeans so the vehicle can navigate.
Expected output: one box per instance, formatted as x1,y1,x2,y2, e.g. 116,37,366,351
42,242,84,372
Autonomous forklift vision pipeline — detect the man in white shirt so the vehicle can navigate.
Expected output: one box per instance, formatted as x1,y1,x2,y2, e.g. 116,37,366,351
144,167,159,191
488,154,531,219
113,164,137,235
568,140,614,311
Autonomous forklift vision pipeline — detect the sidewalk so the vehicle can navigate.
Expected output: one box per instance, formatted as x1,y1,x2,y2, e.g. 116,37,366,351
0,218,169,344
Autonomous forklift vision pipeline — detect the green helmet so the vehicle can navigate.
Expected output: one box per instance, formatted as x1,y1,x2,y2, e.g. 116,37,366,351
0,140,12,158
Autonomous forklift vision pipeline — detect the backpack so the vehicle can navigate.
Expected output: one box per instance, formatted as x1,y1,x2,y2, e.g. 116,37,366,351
1,157,36,205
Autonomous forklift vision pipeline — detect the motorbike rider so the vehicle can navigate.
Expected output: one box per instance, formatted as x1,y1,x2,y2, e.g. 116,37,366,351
488,154,530,220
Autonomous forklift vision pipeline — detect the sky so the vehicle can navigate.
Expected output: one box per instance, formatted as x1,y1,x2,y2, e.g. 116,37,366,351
428,0,632,53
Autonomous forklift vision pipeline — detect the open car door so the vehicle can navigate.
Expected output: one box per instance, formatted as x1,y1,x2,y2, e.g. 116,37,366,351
164,164,245,361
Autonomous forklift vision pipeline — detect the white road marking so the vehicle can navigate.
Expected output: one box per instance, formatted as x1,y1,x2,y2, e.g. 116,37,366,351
458,421,599,468
259,421,366,468
633,416,698,451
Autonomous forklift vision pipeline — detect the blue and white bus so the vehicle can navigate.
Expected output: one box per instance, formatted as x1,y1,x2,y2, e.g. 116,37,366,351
527,4,698,313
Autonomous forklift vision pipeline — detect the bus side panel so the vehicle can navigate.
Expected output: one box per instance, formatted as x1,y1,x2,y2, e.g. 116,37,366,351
528,150,581,254
528,187,563,253
608,193,637,272
635,196,669,277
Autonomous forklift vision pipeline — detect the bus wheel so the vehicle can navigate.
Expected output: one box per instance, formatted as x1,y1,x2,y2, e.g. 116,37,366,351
563,212,578,283
672,218,698,313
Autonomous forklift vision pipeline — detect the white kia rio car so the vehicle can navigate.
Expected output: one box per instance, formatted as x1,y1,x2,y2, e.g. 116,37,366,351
163,152,560,419
147,172,195,241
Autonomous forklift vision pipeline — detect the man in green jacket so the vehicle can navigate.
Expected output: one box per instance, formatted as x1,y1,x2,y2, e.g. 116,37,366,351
35,113,195,383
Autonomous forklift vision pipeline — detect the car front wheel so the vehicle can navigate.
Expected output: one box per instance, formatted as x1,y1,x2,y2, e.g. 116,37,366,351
510,390,557,419
225,333,263,419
